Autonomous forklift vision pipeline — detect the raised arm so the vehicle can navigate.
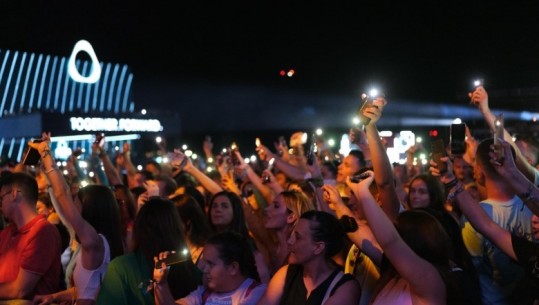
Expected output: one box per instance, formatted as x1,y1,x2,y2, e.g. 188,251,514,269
346,172,445,303
322,184,382,265
471,86,536,182
256,144,309,181
362,97,400,221
29,133,104,270
120,143,140,189
430,149,516,260
170,150,223,195
234,150,275,207
98,146,124,187
88,143,109,186
490,138,539,215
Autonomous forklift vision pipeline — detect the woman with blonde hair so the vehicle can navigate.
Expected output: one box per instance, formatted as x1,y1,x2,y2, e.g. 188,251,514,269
262,191,315,272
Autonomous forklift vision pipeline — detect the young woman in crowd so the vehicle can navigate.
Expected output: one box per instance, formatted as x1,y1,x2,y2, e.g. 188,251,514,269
153,232,266,305
257,210,360,305
262,190,315,272
343,171,460,304
207,191,249,237
170,194,213,265
97,197,199,305
406,174,445,211
30,135,124,305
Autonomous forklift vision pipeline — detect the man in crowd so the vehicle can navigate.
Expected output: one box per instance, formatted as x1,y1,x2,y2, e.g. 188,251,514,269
0,172,61,300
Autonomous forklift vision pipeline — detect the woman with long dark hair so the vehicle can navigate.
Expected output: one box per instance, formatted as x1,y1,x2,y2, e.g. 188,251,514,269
171,194,213,264
97,198,199,305
30,135,124,305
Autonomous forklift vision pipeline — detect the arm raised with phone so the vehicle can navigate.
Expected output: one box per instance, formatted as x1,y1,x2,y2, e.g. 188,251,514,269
470,85,537,183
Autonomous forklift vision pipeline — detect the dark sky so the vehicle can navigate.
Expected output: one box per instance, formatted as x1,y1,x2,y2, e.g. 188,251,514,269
2,1,539,133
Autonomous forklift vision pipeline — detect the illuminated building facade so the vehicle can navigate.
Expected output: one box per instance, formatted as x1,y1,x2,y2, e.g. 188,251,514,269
0,44,167,161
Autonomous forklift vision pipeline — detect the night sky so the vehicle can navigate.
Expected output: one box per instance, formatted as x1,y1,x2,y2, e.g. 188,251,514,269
2,1,539,136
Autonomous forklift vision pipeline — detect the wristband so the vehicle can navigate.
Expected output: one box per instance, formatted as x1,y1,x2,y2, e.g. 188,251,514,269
45,167,59,174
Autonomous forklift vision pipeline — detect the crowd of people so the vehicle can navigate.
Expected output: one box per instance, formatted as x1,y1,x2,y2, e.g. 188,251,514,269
0,85,539,305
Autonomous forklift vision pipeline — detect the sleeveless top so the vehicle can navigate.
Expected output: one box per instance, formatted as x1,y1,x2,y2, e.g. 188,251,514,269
73,234,111,300
371,276,412,305
279,264,355,305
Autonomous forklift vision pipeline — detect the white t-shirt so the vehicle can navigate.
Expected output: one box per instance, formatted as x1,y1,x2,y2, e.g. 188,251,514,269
179,278,266,305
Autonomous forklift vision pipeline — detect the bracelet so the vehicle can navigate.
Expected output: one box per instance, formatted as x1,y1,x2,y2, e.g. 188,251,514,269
45,167,59,174
447,182,465,205
519,183,536,203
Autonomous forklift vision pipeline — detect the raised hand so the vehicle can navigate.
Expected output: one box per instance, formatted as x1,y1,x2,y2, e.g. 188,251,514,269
469,86,489,113
153,251,173,284
168,149,192,172
321,184,347,214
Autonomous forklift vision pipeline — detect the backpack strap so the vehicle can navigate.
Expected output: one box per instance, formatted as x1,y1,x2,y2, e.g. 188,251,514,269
321,270,344,305
201,287,213,305
244,280,262,298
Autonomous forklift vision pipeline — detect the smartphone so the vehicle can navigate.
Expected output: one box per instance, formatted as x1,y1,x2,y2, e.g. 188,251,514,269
22,139,43,166
431,139,447,174
450,123,466,156
255,137,261,148
229,142,240,166
155,250,190,269
263,158,275,183
473,79,483,89
494,113,504,160
357,94,374,126
94,133,105,147
277,136,287,156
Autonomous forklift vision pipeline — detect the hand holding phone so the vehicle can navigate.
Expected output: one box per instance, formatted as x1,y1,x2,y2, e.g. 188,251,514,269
450,123,466,156
155,250,190,269
431,139,448,174
263,158,275,183
22,139,44,166
94,133,105,148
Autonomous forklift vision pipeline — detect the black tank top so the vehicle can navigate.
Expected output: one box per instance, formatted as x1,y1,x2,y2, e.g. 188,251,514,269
279,264,354,305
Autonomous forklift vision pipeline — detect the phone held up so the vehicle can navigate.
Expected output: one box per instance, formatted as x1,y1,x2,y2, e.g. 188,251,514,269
22,139,44,166
263,158,275,183
357,88,384,126
431,138,448,174
306,134,317,166
94,133,105,148
155,250,190,269
450,123,466,156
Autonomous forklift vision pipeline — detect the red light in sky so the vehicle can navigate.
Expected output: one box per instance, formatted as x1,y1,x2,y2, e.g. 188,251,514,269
279,70,286,76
